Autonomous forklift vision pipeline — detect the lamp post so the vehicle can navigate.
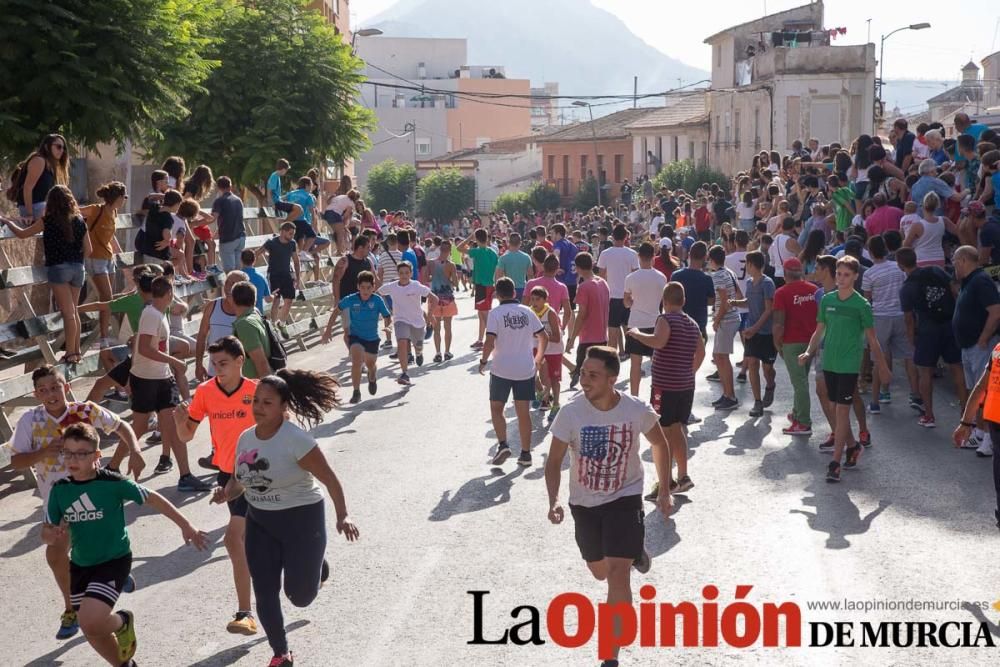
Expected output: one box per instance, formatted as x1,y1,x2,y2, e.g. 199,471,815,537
351,27,383,54
404,121,417,209
876,22,930,128
572,100,601,207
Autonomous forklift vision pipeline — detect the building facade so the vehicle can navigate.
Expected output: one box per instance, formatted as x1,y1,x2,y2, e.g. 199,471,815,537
531,82,561,129
703,1,875,176
354,37,531,188
626,93,710,179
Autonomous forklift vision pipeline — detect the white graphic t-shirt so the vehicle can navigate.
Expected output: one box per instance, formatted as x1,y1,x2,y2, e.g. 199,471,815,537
550,392,658,507
486,301,544,381
235,421,324,510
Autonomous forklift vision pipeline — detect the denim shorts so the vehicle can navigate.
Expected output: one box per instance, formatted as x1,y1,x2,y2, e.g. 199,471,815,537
19,202,46,219
47,262,85,287
84,258,116,276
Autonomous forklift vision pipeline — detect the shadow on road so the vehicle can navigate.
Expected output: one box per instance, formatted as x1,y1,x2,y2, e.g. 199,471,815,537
725,416,771,456
24,634,88,666
429,466,525,521
128,525,228,589
310,392,408,440
790,485,890,550
188,619,310,667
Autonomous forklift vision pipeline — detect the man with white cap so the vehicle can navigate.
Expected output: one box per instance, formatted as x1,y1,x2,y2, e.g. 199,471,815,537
653,235,677,277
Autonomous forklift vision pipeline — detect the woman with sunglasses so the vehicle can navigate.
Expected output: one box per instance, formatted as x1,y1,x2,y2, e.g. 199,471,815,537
220,368,359,667
7,133,70,220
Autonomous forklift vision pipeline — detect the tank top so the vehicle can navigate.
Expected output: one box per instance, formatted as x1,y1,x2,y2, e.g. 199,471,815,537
769,233,793,278
339,254,371,298
651,312,700,392
430,261,454,303
17,161,55,207
531,303,564,355
913,217,946,266
207,297,238,378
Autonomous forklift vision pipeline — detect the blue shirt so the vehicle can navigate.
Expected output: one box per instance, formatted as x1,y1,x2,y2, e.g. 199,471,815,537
267,171,283,204
338,293,390,341
401,249,419,276
553,238,578,286
953,268,1000,349
909,176,953,215
671,267,715,331
244,266,270,314
285,188,316,224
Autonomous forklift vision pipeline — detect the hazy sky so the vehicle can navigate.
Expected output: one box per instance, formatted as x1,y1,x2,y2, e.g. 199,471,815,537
354,0,999,82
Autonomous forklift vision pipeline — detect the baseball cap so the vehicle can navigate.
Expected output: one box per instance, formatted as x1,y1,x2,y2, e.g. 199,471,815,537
782,257,803,272
659,237,673,250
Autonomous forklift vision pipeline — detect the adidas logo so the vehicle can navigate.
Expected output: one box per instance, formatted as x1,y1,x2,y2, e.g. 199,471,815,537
65,493,104,522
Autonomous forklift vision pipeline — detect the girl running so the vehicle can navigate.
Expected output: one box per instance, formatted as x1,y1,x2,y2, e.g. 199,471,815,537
222,369,359,667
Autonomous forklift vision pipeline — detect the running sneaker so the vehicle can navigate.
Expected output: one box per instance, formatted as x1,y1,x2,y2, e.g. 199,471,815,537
382,339,392,349
123,574,136,594
153,456,173,474
782,421,812,436
826,461,841,483
762,384,776,408
878,390,891,404
321,558,330,585
547,405,560,423
787,412,795,422
227,612,258,635
146,430,162,444
960,434,983,449
198,455,218,471
115,610,137,664
443,352,454,361
644,481,661,502
599,661,620,667
491,443,511,465
349,389,361,404
706,370,721,382
867,402,881,415
424,325,433,341
675,475,694,492
177,474,213,493
711,395,727,407
917,415,936,428
470,340,483,350
569,373,580,390
736,370,747,383
858,430,872,448
433,353,443,363
976,437,994,458
415,354,424,367
748,400,764,418
909,394,925,412
685,413,702,425
819,433,835,450
268,653,294,667
56,611,79,639
368,379,377,396
633,547,652,574
104,388,130,402
388,352,399,360
397,373,412,386
844,445,862,469
516,450,532,467
715,396,739,411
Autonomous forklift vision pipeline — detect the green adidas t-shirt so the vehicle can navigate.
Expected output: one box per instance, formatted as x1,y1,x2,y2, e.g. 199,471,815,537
47,469,149,567
817,290,873,374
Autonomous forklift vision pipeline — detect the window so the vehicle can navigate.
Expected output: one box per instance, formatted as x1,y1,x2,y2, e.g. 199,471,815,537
597,155,605,184
672,136,679,161
446,95,457,109
562,155,570,180
613,154,623,183
548,155,556,180
656,137,663,162
724,111,731,145
734,110,741,146
416,138,432,156
580,154,588,180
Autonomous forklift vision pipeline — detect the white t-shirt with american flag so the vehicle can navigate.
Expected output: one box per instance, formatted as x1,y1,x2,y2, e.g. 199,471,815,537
550,392,659,508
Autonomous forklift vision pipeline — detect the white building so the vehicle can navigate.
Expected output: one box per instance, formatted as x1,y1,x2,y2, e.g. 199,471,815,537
626,92,710,178
703,1,875,175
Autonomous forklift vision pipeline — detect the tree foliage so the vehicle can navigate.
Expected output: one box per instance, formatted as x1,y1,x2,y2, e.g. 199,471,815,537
574,175,599,211
493,191,528,216
0,0,218,161
365,159,416,213
652,160,729,195
493,182,561,216
154,0,375,197
417,169,475,223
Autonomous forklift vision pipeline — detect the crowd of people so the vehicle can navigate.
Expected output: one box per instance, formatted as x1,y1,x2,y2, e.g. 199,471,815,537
3,110,1000,667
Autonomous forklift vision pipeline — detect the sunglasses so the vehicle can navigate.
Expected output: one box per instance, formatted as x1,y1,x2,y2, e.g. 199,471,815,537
51,143,65,150
61,449,96,460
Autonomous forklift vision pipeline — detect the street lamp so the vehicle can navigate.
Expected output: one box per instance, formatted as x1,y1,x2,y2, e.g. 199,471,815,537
876,22,930,127
351,27,383,53
572,100,601,207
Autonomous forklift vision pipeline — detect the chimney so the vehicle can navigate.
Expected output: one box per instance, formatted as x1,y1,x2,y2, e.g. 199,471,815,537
961,60,979,87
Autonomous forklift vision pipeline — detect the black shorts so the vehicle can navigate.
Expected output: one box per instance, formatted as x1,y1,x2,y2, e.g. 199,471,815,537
348,335,380,356
194,240,209,255
108,356,133,387
823,371,858,406
274,201,295,214
624,327,654,357
913,322,961,367
567,283,578,309
575,341,608,374
489,375,535,403
129,374,180,414
293,219,316,242
269,272,295,300
745,333,777,364
569,494,644,563
655,388,695,427
216,472,248,518
70,553,132,610
322,210,344,226
608,298,630,328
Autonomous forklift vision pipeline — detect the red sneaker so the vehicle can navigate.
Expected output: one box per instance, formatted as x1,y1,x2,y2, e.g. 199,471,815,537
917,416,936,429
782,421,812,436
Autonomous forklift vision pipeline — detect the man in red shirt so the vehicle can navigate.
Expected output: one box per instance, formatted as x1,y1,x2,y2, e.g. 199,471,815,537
693,198,712,238
863,193,903,237
772,258,819,436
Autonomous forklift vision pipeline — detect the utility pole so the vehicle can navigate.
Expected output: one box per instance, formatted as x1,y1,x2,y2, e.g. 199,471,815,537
633,76,638,108
404,121,417,210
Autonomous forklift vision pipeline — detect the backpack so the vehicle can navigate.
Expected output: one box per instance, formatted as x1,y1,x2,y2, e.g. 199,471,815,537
4,160,29,203
261,318,288,370
913,268,954,323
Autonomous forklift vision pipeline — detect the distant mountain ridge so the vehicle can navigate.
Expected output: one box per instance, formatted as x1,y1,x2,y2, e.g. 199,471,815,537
366,0,708,105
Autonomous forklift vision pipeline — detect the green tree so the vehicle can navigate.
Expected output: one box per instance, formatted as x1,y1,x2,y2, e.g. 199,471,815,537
365,159,416,213
417,169,475,223
0,0,218,160
651,160,729,195
524,182,562,212
493,191,528,216
573,175,599,211
155,0,374,199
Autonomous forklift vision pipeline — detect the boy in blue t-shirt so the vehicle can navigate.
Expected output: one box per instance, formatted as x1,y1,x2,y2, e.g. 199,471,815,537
323,271,392,404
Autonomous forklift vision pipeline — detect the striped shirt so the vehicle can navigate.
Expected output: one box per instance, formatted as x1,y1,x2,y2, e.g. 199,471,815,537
651,312,700,391
379,249,403,283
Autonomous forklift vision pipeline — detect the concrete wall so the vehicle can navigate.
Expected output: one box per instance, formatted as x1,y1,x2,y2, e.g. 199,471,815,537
357,37,467,80
356,104,450,188
631,126,710,178
474,146,542,202
541,138,634,201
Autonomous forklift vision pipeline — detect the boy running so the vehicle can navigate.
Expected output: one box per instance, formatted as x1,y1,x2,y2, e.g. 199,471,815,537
729,251,777,418
46,423,207,666
256,222,301,323
328,271,392,403
379,263,438,385
429,238,459,362
462,229,499,349
529,286,565,422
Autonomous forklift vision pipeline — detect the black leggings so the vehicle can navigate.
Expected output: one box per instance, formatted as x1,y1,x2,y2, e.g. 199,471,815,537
246,501,327,656
989,425,1000,518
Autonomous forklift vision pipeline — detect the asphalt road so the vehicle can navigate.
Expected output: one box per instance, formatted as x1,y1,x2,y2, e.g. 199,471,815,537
2,289,998,666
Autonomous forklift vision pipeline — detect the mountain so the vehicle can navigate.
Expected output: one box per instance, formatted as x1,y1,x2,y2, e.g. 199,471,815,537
366,0,708,109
